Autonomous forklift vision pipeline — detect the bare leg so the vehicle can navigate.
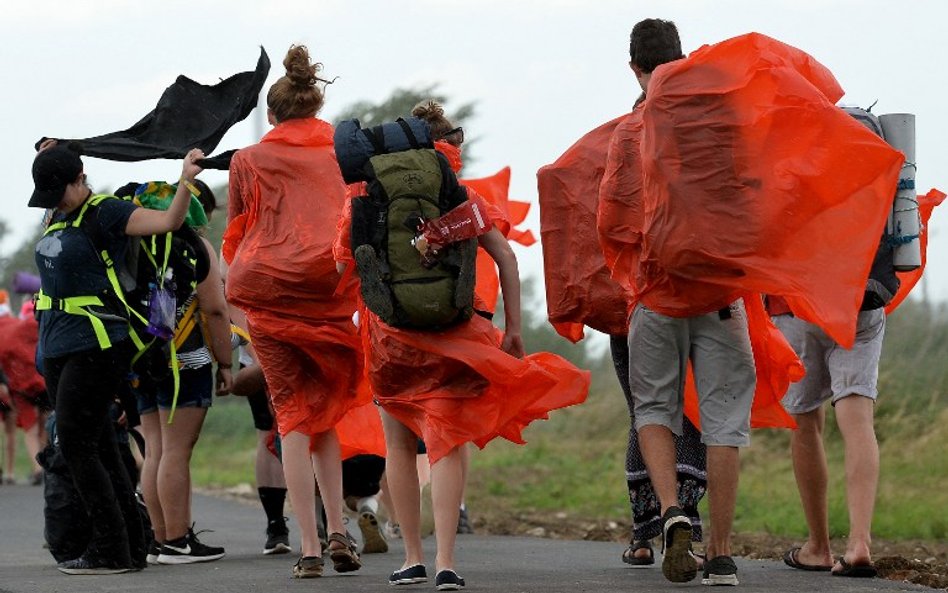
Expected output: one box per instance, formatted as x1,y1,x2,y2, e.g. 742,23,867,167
310,428,346,536
157,407,207,541
705,446,738,559
458,444,470,502
637,424,680,512
834,395,878,567
789,407,833,567
22,419,44,475
430,446,463,572
281,431,320,557
378,471,397,524
139,412,165,542
417,452,431,494
256,430,286,487
381,409,424,568
3,412,16,480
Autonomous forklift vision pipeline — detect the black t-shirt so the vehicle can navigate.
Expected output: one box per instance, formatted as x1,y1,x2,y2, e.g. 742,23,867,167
35,196,138,358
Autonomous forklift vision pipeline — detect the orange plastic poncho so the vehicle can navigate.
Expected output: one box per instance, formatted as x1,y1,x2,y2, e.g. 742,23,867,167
335,184,590,464
537,115,630,342
538,114,799,431
598,33,904,349
462,167,537,315
225,118,374,445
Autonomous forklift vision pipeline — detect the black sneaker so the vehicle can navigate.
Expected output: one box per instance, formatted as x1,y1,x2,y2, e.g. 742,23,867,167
456,507,474,534
661,506,698,583
57,555,133,575
389,563,428,585
435,569,465,591
702,555,739,586
264,518,292,555
146,542,161,565
157,527,225,564
358,508,388,554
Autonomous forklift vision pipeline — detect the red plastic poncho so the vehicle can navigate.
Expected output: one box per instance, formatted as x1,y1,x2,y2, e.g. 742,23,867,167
538,115,631,342
226,118,371,438
323,401,387,460
538,116,799,430
0,316,45,430
335,186,590,464
0,317,44,398
462,167,536,315
598,33,904,348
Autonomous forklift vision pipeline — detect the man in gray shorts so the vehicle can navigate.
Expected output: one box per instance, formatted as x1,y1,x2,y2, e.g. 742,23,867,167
605,19,756,587
628,300,755,587
773,106,896,579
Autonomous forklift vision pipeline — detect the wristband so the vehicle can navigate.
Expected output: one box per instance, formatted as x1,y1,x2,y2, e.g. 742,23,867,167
179,177,201,197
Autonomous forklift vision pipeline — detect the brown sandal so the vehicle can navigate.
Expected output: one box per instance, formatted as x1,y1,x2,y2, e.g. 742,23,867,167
327,532,362,573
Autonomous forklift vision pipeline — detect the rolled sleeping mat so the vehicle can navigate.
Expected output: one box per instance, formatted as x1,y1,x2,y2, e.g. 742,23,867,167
334,117,433,184
880,113,921,271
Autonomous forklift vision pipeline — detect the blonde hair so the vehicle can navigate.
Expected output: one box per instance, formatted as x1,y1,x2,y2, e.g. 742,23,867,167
266,45,325,122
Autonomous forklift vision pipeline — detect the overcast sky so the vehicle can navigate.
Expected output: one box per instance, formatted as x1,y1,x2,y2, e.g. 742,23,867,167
3,0,946,308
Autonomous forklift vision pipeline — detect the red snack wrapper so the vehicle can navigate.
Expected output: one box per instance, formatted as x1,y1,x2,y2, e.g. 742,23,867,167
420,200,493,250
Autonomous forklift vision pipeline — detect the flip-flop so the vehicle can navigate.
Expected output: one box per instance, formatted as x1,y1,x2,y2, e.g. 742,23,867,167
783,547,832,572
831,556,877,578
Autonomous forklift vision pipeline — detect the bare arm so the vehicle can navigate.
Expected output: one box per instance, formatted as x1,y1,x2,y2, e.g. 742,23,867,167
124,149,205,237
479,228,524,358
195,237,233,394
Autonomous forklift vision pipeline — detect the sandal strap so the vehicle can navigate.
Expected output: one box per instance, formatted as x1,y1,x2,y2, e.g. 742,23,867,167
328,532,354,550
631,540,653,552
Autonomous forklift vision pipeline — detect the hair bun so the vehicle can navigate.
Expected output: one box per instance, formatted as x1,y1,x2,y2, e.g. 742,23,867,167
283,45,322,88
411,100,445,120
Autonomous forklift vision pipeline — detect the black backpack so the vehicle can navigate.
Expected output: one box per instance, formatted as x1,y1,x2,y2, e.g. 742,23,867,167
336,119,476,330
81,193,210,382
842,106,902,310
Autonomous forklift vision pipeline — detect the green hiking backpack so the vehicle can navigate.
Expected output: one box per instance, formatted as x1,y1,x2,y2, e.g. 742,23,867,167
350,148,477,330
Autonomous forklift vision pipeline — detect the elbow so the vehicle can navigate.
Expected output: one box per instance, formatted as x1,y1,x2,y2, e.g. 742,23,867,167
169,212,186,231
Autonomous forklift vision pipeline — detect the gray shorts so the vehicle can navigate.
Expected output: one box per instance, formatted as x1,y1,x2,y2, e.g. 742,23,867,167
628,300,756,447
774,308,885,415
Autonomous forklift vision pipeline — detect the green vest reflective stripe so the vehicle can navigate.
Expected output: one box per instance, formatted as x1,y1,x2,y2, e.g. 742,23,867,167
34,292,113,350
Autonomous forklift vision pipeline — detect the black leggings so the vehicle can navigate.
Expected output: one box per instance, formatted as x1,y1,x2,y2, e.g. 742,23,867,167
44,343,144,565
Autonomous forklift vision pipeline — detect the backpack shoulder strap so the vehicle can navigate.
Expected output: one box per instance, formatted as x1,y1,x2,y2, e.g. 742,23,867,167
396,118,421,149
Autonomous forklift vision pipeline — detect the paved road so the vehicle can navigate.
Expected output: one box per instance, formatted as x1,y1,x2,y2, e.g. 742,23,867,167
0,483,932,593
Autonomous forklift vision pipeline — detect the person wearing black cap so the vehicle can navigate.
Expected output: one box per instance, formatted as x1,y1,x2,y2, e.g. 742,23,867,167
30,140,206,575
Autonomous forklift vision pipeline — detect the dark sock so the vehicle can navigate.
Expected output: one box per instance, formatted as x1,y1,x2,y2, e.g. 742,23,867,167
258,487,287,524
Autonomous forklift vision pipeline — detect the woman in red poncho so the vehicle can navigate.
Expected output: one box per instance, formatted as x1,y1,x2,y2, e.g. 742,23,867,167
335,103,589,590
224,45,363,579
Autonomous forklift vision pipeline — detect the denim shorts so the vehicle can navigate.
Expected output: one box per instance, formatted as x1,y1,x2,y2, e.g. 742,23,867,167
137,365,213,415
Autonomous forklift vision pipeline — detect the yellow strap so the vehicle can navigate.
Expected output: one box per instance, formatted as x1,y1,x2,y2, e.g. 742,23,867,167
173,299,199,350
35,292,112,350
232,324,251,344
159,233,172,288
166,340,181,424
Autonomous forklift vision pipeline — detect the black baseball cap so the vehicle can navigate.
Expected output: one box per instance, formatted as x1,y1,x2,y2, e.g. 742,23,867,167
29,144,83,208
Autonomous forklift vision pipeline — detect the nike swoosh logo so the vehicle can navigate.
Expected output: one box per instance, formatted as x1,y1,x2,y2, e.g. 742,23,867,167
165,544,191,554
